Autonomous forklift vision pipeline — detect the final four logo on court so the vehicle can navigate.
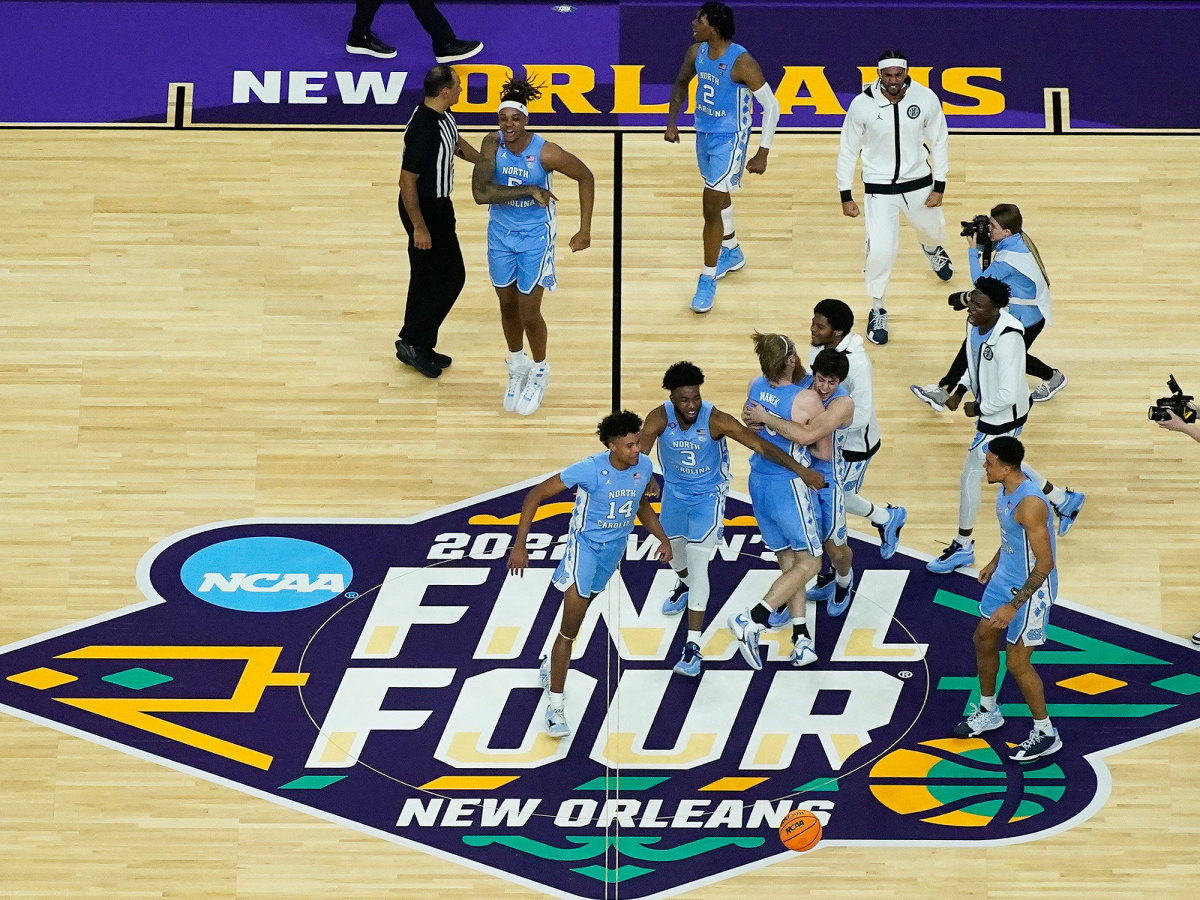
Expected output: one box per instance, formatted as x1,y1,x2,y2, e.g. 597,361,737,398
2,477,1199,899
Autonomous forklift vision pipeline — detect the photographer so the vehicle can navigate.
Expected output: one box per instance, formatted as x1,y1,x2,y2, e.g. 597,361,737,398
1154,396,1200,644
911,203,1066,411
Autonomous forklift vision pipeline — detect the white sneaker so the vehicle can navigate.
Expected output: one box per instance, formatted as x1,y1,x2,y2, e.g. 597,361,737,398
910,383,949,412
545,705,570,739
516,363,550,415
504,356,531,412
790,635,818,667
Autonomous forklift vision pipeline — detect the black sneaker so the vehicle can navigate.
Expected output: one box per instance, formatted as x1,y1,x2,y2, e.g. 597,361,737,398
435,39,483,64
346,31,397,59
431,350,452,369
396,340,441,378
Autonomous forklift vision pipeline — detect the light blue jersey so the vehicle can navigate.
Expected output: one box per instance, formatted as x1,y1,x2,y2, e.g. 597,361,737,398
658,401,730,496
560,451,653,546
981,476,1057,645
746,376,806,478
694,43,751,134
489,133,554,232
797,373,851,544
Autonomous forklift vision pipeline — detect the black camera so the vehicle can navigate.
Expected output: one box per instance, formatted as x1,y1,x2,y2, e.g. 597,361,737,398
960,214,991,242
1148,375,1197,423
947,290,970,310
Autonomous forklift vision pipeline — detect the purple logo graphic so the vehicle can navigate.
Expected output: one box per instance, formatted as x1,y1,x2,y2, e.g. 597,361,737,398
2,479,1199,899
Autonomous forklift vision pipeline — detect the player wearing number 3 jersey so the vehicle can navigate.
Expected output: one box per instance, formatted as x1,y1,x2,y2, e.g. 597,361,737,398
665,2,780,314
507,411,672,739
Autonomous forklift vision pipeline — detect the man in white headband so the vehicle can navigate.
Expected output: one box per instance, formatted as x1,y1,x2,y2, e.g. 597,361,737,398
665,2,781,314
836,49,953,345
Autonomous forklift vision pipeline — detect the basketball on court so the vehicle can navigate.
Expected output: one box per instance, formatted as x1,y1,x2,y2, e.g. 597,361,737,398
778,808,822,852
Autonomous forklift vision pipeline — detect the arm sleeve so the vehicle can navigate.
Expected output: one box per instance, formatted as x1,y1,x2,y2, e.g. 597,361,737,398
753,82,780,149
968,247,985,283
836,100,864,194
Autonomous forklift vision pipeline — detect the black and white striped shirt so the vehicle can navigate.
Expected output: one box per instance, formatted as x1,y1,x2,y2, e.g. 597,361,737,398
401,103,458,201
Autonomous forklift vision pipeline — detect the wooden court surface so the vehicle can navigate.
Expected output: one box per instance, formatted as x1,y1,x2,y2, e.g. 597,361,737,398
1,127,1198,897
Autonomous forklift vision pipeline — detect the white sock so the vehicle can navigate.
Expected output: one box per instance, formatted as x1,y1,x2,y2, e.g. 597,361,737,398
835,570,852,588
508,349,529,366
979,694,997,712
548,691,564,709
867,504,891,526
1044,485,1067,507
1033,716,1054,734
871,299,885,313
721,205,735,239
701,265,716,278
687,629,701,644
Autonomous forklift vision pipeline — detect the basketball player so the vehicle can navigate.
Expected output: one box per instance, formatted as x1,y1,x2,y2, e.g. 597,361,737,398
927,277,1083,575
744,348,856,617
507,410,671,739
952,436,1062,762
472,77,595,416
640,361,824,677
727,333,825,670
807,298,907,561
665,2,780,314
836,50,952,344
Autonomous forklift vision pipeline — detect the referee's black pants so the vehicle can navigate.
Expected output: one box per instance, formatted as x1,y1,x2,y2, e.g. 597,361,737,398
351,1,456,48
398,196,465,352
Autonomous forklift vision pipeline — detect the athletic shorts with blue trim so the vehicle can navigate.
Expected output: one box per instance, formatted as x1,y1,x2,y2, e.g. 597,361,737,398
487,220,557,295
980,579,1055,646
748,472,821,554
812,463,847,546
552,531,624,598
659,487,726,544
842,458,870,496
695,130,750,192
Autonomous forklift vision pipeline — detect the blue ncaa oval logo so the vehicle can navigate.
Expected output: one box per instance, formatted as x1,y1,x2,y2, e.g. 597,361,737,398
907,104,920,118
179,536,352,612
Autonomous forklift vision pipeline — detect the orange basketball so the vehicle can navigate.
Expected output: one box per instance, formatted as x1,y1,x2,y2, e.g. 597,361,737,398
778,808,822,852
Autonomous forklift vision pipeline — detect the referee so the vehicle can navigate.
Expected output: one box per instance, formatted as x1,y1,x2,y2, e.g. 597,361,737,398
395,65,479,378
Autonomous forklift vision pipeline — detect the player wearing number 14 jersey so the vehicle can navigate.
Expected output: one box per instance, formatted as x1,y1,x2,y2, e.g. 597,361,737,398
507,411,672,739
665,2,780,314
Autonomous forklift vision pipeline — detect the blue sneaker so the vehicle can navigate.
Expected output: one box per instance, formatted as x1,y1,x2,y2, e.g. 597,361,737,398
766,604,790,629
926,540,975,574
806,570,836,601
545,705,570,739
727,611,763,670
715,245,746,280
662,582,688,615
673,641,703,677
690,274,717,313
790,635,818,667
827,572,855,617
876,504,908,560
1055,490,1085,537
924,245,954,281
538,655,550,693
866,307,888,344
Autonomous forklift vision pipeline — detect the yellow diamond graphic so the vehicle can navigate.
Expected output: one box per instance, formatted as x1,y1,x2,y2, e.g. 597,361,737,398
7,667,78,690
1057,672,1127,695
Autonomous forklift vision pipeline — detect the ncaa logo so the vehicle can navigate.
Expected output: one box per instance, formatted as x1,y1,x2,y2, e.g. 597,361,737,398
179,536,351,612
907,104,921,118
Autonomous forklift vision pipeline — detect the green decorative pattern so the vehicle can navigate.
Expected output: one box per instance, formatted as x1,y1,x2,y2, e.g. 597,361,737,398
278,775,346,790
102,667,173,690
573,776,669,792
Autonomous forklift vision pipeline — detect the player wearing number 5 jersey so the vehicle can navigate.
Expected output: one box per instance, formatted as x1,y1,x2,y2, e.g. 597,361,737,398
473,78,595,416
507,411,671,740
665,2,780,314
640,362,822,678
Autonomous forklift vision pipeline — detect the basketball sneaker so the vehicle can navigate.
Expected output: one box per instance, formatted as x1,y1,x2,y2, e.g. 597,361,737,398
806,570,836,601
538,655,550,693
727,611,764,670
516,362,550,415
1193,629,1200,647
866,307,889,344
673,641,703,677
662,582,689,615
910,383,948,412
790,635,818,667
926,539,974,574
504,356,531,411
691,274,717,313
715,245,746,280
434,39,484,64
876,504,908,559
827,572,855,617
1009,727,1062,762
1054,489,1085,536
952,703,1005,738
766,604,790,628
545,704,570,739
1031,369,1067,402
346,30,397,59
924,245,954,281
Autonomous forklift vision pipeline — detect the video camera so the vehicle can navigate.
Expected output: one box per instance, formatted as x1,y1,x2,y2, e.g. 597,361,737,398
960,214,994,268
1148,375,1197,423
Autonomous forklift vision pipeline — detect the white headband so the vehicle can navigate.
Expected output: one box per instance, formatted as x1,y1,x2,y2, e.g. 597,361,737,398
498,100,529,116
779,335,790,355
878,58,908,70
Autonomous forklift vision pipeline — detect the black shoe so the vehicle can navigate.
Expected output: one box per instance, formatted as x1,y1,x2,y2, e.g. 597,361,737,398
431,350,452,369
396,340,441,378
347,31,397,59
434,39,483,63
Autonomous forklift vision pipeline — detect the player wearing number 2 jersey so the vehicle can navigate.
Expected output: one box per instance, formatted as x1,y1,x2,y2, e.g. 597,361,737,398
665,2,780,314
507,411,671,739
